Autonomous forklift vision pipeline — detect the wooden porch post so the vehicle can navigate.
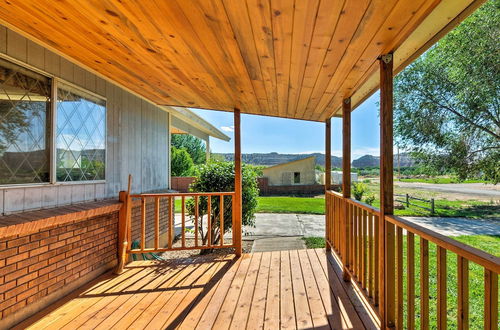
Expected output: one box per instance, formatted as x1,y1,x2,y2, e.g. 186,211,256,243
379,53,395,328
325,118,331,252
233,108,243,257
116,175,132,274
342,98,351,281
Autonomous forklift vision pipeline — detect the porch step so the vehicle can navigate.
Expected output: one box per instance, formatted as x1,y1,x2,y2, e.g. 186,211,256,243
251,236,306,252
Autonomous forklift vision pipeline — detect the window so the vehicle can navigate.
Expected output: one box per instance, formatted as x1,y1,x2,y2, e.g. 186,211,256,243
294,172,300,184
0,59,51,184
56,87,106,181
0,58,106,185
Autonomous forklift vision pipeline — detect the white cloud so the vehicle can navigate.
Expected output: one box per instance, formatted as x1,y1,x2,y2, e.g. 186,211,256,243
220,126,235,132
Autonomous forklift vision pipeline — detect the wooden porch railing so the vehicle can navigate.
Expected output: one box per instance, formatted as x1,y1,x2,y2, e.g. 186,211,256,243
116,189,240,273
326,190,499,329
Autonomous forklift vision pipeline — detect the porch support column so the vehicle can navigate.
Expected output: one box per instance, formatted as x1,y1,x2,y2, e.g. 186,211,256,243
233,108,242,257
325,118,331,252
342,98,351,281
206,137,210,163
379,53,395,328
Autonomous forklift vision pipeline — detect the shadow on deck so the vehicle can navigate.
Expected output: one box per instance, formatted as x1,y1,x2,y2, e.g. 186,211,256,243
15,249,380,329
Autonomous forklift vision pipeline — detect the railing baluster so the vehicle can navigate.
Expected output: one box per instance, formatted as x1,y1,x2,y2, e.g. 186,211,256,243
374,213,379,306
353,205,358,278
141,197,146,251
368,212,374,298
437,246,447,329
194,195,199,247
457,256,469,329
420,238,429,329
181,196,186,248
168,196,173,249
362,209,367,289
154,197,160,250
407,232,415,330
220,195,224,246
484,269,498,329
396,226,403,329
207,195,212,247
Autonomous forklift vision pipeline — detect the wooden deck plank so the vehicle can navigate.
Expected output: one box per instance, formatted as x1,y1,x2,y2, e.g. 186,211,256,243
16,250,380,330
289,250,314,329
279,250,296,329
229,252,263,329
246,251,271,330
128,259,217,329
212,254,254,329
264,251,281,330
297,249,331,329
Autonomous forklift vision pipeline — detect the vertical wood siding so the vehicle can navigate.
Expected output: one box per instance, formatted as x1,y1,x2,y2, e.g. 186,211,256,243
0,26,170,214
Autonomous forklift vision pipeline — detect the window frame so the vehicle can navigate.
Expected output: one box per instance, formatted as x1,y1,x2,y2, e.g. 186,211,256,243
0,54,107,188
293,172,301,184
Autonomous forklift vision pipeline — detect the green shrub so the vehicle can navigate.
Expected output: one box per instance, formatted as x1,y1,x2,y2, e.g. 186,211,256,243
187,161,259,251
171,146,194,176
364,195,375,206
352,182,367,201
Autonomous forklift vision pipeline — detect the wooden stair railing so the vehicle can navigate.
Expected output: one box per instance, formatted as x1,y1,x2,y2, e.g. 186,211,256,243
326,190,499,329
116,186,239,273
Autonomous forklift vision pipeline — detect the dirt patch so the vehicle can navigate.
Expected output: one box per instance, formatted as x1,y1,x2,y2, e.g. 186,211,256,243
159,238,253,260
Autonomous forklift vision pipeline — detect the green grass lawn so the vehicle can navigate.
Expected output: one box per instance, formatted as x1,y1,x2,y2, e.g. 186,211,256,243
302,235,499,329
256,196,325,214
255,196,498,218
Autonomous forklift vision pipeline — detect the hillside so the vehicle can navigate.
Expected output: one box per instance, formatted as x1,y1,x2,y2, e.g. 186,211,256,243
214,152,415,168
214,152,342,167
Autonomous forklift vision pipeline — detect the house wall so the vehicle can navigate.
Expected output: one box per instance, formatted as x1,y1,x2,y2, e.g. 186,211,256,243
0,26,170,214
262,157,316,186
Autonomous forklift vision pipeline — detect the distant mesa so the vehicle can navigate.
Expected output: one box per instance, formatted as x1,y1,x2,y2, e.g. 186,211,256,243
214,152,415,168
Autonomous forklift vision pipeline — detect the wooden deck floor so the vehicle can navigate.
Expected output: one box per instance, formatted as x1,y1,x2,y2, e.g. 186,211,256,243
16,249,380,329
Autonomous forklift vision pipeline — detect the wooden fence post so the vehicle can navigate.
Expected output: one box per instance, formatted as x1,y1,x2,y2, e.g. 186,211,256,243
325,118,332,251
342,98,351,281
116,175,132,274
379,53,395,328
233,108,242,257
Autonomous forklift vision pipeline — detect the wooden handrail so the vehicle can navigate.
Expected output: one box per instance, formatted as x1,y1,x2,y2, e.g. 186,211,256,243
385,214,500,272
130,192,235,198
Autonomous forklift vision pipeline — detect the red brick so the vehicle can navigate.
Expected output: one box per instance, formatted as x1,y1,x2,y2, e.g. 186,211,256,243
46,281,65,294
0,297,16,311
28,260,48,273
27,273,49,289
6,251,29,265
29,245,49,257
47,267,65,279
38,249,58,261
27,289,47,304
4,283,28,299
30,231,50,241
18,241,40,253
16,286,38,301
7,236,30,248
38,277,57,291
48,240,66,250
5,267,27,282
17,271,39,285
0,247,18,259
38,264,57,276
66,235,81,244
17,256,39,269
39,236,58,246
0,280,16,293
2,299,26,317
58,232,74,241
48,253,65,265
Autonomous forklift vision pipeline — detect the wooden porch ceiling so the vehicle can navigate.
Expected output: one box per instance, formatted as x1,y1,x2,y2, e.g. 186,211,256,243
0,0,482,121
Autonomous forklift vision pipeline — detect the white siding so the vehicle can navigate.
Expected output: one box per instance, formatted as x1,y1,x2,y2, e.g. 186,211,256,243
0,27,170,215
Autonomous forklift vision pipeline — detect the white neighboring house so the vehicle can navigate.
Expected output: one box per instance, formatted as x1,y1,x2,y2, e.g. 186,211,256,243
318,171,358,185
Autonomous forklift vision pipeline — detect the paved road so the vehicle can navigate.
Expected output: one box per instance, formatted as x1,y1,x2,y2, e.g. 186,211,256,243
395,181,500,199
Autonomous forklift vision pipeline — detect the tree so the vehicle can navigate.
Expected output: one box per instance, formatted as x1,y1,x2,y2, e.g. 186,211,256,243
171,134,207,165
186,161,259,253
394,0,500,183
171,146,194,177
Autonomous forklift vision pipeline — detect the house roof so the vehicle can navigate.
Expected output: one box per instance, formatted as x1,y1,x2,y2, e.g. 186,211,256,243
169,107,230,141
262,156,316,171
0,0,484,121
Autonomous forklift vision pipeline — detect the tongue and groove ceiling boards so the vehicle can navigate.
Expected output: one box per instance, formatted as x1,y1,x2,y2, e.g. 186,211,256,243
0,0,483,121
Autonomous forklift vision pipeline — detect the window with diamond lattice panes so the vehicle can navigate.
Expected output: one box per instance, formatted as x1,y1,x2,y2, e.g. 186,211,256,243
0,60,51,184
56,87,105,182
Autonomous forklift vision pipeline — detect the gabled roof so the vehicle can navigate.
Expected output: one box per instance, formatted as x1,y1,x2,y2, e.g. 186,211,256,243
0,0,484,121
169,107,230,141
262,156,316,171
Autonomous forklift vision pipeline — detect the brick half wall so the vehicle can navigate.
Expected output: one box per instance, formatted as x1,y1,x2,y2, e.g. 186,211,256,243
0,202,120,328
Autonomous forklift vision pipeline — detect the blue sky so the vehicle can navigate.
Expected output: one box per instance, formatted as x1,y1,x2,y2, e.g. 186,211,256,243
191,92,380,159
